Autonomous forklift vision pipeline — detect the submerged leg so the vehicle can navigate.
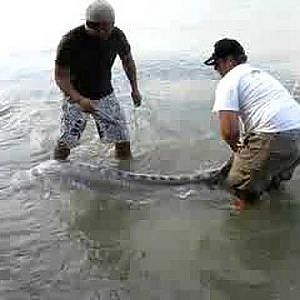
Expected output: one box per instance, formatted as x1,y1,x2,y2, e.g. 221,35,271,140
115,141,132,160
54,142,71,160
54,99,87,161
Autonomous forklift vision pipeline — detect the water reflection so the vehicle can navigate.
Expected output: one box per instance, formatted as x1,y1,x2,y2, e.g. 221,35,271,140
215,194,300,299
68,173,300,299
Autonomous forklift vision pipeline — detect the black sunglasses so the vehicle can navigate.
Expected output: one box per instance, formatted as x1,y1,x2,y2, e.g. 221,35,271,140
86,21,114,33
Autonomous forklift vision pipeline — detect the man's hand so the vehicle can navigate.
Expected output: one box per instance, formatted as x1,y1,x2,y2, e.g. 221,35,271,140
131,89,142,107
78,97,94,113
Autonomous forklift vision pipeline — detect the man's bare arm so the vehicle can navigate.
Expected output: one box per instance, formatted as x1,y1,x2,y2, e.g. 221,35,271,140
121,53,138,90
54,64,94,113
120,53,142,106
55,64,84,103
219,110,240,152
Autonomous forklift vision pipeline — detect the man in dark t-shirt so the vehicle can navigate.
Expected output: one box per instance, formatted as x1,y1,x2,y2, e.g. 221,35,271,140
54,0,142,160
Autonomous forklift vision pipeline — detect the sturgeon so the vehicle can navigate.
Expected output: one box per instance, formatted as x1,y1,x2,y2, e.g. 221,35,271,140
31,159,231,190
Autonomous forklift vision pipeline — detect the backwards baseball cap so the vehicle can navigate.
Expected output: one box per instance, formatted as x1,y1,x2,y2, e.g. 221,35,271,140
85,0,115,23
204,38,246,66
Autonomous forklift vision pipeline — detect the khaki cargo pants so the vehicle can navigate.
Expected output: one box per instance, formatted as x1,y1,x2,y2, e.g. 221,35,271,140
225,130,300,202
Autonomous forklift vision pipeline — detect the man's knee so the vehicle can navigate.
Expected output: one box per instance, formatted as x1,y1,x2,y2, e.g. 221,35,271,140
225,172,244,195
225,173,261,203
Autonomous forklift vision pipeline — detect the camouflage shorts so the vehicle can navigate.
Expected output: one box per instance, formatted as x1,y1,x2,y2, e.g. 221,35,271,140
226,130,300,201
57,92,130,149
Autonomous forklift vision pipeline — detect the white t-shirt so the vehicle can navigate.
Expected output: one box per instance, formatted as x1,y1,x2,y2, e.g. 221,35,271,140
212,63,300,133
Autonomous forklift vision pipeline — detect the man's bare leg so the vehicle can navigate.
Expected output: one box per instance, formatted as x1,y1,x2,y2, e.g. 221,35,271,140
115,141,132,160
54,142,71,161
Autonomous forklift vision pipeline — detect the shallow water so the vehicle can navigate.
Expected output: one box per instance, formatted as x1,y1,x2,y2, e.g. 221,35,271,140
1,53,300,299
1,0,300,298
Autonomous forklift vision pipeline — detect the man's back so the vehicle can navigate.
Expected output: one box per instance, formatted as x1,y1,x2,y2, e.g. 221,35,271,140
214,63,300,133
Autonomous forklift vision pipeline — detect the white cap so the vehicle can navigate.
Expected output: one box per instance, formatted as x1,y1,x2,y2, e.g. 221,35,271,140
85,0,115,23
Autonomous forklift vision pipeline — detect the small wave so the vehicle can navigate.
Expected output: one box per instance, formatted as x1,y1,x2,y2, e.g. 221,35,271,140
2,170,33,198
0,105,11,118
30,159,63,177
5,160,63,198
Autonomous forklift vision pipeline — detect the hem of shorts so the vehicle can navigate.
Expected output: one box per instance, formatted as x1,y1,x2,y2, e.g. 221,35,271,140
100,138,130,144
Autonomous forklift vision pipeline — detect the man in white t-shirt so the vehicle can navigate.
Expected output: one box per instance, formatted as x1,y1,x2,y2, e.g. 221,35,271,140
204,38,300,210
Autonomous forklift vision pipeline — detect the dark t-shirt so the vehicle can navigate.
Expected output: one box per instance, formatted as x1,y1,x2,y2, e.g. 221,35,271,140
55,25,131,99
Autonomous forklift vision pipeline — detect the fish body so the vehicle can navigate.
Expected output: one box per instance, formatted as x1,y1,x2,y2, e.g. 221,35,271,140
31,160,230,190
